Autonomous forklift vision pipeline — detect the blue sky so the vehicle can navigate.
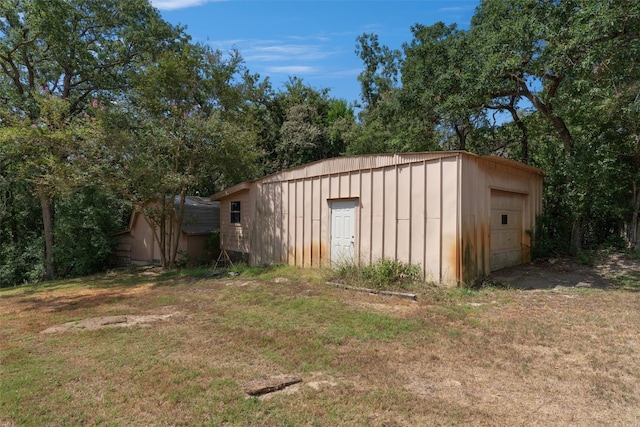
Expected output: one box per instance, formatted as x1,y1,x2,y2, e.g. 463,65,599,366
151,1,479,106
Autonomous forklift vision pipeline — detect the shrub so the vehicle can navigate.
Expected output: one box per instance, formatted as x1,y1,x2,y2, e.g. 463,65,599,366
0,234,44,287
334,258,422,291
53,187,129,278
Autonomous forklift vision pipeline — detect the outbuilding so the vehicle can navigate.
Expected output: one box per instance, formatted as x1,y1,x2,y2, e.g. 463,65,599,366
115,196,220,265
211,151,543,285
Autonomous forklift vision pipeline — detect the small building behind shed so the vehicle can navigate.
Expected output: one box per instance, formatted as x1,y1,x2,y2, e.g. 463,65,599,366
211,151,543,285
115,196,220,265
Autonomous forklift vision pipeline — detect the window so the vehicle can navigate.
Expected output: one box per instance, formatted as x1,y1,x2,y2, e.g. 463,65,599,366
501,214,508,225
230,201,241,224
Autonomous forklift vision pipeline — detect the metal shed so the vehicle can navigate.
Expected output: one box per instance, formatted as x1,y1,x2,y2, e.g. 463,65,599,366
116,196,220,265
211,151,543,285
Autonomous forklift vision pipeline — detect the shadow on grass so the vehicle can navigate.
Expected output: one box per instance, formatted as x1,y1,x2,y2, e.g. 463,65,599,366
0,266,209,312
0,264,293,313
486,252,640,292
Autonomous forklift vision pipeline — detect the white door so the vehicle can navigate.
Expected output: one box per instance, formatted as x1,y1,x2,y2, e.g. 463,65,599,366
490,190,524,271
331,200,356,265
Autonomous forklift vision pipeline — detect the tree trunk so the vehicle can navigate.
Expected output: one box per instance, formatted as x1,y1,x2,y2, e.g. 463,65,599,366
510,110,528,164
169,189,188,267
500,96,529,164
40,193,55,280
571,218,582,255
159,208,168,268
167,203,176,267
627,181,640,250
453,123,467,151
550,115,574,155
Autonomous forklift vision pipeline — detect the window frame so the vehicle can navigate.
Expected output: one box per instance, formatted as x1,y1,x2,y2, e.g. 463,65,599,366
230,201,241,224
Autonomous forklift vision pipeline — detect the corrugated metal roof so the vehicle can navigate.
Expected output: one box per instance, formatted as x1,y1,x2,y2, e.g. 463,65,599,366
260,151,462,183
172,196,220,235
480,155,545,175
210,181,252,201
212,151,544,198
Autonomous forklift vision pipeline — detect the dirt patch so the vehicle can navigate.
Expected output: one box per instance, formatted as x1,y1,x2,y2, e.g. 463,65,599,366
40,312,181,333
488,253,640,289
347,297,420,317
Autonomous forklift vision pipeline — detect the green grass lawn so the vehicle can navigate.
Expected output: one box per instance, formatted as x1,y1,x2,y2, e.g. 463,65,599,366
2,263,640,426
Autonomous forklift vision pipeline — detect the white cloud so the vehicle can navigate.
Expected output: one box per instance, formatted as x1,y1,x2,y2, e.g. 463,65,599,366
266,66,317,74
438,5,476,12
252,44,329,60
328,68,362,78
150,0,224,11
210,39,336,63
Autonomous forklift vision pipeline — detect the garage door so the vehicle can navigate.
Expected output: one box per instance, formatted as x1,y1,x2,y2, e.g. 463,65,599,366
490,190,524,271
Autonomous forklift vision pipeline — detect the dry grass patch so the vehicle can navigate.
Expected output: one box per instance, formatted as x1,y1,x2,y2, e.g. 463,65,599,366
2,261,640,425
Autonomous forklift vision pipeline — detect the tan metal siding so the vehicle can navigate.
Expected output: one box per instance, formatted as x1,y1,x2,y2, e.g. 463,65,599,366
440,157,461,283
303,179,313,267
459,158,484,283
397,164,411,262
129,214,160,263
252,183,264,264
260,152,462,183
311,177,321,266
383,166,397,260
319,176,330,265
371,168,385,263
275,182,284,263
458,155,544,283
234,151,542,286
410,163,426,267
295,182,303,266
359,169,372,266
281,182,289,264
425,159,442,282
218,190,251,254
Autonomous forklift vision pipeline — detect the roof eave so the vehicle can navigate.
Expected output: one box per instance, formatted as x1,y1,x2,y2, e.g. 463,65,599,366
210,181,252,201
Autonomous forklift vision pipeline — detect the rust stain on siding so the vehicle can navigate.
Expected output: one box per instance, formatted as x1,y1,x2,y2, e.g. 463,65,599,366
215,151,542,286
310,242,320,267
287,241,327,268
480,222,487,275
461,221,488,285
445,237,458,284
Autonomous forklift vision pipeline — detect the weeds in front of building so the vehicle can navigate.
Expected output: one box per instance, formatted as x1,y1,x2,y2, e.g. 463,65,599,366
332,258,422,292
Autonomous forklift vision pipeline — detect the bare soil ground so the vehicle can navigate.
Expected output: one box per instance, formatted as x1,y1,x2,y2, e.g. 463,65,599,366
489,252,640,290
2,255,640,425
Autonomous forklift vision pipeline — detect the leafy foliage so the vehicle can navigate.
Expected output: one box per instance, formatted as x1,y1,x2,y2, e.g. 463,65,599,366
0,189,44,287
334,258,422,291
255,77,356,172
1,0,639,283
0,0,184,280
356,0,640,253
53,187,129,278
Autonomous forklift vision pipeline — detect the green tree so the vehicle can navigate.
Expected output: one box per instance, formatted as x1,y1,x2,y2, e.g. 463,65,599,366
469,0,640,251
351,33,437,155
378,0,640,252
89,45,263,267
256,77,356,172
356,33,402,111
0,93,86,279
0,0,182,279
53,186,129,278
0,140,43,286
